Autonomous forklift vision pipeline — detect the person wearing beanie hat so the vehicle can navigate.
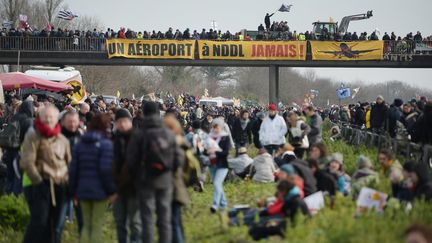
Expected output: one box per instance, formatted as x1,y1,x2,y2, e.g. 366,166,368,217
327,153,351,195
351,155,379,199
142,101,160,117
259,104,287,156
277,164,305,198
115,108,132,121
370,94,389,133
126,99,181,243
112,107,141,243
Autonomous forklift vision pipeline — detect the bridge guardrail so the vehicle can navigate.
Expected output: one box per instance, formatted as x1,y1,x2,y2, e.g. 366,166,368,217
1,37,432,56
328,121,432,168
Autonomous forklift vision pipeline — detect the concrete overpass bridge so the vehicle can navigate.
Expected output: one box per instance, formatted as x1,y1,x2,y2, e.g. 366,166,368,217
1,37,432,103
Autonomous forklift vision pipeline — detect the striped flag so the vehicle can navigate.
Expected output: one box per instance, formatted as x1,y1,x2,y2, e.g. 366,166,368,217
278,3,293,12
57,10,78,20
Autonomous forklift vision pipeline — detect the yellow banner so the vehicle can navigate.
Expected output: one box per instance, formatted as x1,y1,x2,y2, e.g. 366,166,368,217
106,39,196,59
198,41,306,60
310,41,384,60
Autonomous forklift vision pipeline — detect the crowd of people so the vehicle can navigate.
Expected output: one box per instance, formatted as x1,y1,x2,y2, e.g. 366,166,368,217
0,91,431,242
327,95,432,144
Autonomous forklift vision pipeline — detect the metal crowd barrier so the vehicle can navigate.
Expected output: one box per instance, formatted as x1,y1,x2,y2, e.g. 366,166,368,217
328,121,432,168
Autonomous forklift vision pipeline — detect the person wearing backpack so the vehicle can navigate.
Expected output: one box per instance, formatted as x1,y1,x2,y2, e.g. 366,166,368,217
1,100,34,195
20,105,71,243
69,113,117,243
127,101,182,243
112,109,141,243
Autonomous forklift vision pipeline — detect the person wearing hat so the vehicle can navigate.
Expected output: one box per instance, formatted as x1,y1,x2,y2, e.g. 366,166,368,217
112,108,142,243
126,101,180,243
259,104,287,156
351,155,379,199
228,147,253,179
370,95,389,134
278,164,305,198
327,152,351,195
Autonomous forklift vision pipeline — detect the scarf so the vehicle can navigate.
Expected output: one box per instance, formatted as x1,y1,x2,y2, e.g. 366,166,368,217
35,118,61,138
240,119,249,130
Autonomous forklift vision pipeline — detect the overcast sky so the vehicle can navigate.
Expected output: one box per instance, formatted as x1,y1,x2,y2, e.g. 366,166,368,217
65,0,431,89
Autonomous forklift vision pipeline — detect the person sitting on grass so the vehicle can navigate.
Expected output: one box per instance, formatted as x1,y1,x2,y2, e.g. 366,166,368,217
248,180,310,241
327,153,351,196
249,148,276,183
308,143,328,169
274,143,297,167
401,161,432,202
228,147,253,179
277,164,305,198
308,159,337,208
351,155,379,199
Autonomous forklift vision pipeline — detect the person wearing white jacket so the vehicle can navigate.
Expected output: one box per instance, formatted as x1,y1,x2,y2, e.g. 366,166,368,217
259,104,287,156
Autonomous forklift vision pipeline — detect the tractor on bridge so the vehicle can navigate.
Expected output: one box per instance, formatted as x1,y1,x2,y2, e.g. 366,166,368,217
312,10,373,39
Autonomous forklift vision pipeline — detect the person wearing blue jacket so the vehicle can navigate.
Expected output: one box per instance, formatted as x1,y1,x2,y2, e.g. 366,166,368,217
69,113,117,243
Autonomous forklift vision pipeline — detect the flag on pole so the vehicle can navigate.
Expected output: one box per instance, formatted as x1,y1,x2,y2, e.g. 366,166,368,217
116,90,121,98
57,10,78,20
278,3,293,12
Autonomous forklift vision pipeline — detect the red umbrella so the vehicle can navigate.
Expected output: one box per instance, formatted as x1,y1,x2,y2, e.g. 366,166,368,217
0,72,71,92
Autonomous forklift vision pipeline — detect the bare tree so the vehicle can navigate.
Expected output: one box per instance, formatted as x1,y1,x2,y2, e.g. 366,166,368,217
200,67,234,96
0,0,28,26
45,0,63,23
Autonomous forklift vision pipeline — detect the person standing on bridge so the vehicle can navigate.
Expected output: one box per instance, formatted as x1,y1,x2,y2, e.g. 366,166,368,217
265,13,274,31
259,104,287,156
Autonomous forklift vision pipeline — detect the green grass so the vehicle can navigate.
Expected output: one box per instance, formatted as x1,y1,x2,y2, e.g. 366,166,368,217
1,124,431,243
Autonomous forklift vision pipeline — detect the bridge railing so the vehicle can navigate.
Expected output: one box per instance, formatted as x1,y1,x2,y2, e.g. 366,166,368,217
0,36,106,52
1,36,432,55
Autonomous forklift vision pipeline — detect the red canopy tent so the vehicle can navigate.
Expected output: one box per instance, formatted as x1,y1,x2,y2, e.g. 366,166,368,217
0,72,71,92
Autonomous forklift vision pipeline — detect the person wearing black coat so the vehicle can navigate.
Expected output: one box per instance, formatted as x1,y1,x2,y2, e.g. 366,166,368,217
387,98,404,138
370,96,389,133
264,13,274,30
112,109,141,243
353,104,366,127
231,110,252,156
308,159,337,207
252,112,265,149
289,159,317,197
403,161,432,201
411,101,432,145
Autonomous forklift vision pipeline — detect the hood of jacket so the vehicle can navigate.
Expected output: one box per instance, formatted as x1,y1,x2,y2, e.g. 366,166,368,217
141,115,163,129
18,100,34,118
81,131,104,143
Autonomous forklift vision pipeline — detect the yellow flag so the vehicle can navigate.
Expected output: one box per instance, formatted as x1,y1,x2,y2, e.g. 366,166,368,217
116,90,121,98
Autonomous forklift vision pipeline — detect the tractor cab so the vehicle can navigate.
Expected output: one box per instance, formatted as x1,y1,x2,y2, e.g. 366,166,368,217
312,22,338,39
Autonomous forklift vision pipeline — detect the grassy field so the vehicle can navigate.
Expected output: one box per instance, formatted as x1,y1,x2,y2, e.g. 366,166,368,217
1,126,432,243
